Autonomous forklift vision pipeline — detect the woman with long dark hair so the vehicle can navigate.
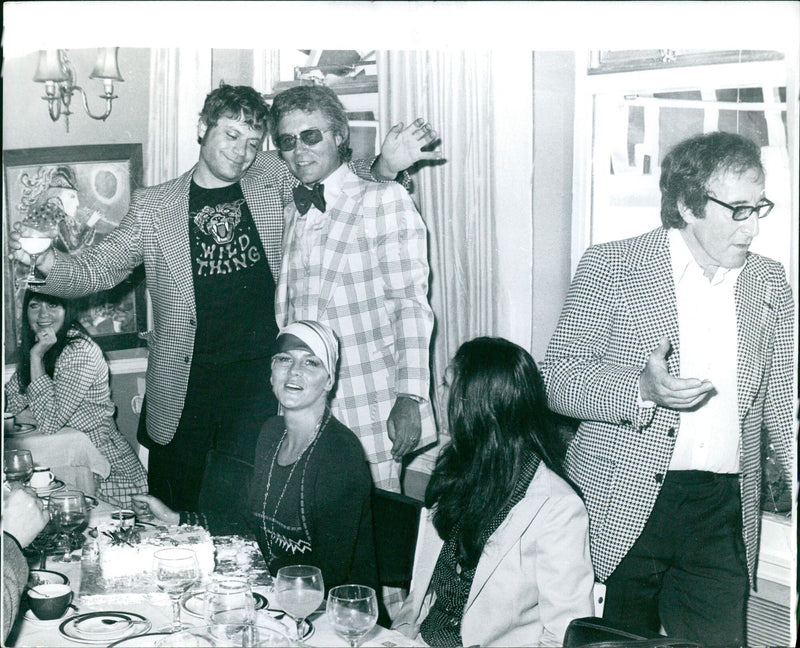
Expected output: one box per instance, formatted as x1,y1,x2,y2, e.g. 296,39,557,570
394,337,594,647
4,291,147,507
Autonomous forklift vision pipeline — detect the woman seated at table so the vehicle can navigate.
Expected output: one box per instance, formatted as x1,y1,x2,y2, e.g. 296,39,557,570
132,320,378,593
4,291,147,508
393,337,595,647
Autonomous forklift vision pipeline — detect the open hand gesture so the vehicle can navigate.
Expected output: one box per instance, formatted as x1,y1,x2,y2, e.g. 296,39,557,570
376,118,442,179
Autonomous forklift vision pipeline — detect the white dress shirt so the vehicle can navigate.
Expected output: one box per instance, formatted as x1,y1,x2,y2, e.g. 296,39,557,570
667,228,742,473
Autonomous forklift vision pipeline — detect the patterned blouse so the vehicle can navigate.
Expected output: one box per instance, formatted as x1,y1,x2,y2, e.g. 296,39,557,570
4,329,147,507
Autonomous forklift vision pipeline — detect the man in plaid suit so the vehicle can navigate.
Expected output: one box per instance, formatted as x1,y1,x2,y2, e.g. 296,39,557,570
542,132,793,645
272,85,437,493
12,85,440,510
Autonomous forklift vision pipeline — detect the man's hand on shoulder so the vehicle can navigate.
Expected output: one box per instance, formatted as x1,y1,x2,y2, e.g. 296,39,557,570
374,118,442,180
387,395,423,460
639,336,715,410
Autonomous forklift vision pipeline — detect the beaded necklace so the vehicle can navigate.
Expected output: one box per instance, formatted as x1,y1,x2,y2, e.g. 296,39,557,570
260,410,328,564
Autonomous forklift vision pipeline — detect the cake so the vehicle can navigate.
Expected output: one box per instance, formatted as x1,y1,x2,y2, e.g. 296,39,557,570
94,523,216,583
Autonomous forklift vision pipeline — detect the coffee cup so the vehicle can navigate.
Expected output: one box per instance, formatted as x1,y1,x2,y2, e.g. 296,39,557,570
111,509,136,530
3,413,14,435
27,583,73,620
29,467,55,489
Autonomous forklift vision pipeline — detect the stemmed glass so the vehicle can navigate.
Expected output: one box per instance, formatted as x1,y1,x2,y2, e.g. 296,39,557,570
153,548,200,633
47,490,87,561
18,227,53,287
326,585,379,648
3,449,34,483
274,565,324,643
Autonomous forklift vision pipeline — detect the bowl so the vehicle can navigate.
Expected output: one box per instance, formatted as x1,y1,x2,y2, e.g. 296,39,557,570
27,583,73,620
27,569,69,588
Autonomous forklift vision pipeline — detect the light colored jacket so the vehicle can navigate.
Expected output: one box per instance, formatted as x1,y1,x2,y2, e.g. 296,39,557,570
275,168,436,464
542,226,794,584
392,464,595,647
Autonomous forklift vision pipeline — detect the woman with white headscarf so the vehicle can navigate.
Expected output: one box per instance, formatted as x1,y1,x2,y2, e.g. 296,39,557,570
133,320,378,592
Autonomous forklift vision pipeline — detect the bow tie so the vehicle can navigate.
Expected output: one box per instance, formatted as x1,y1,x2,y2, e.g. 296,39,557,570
293,183,326,215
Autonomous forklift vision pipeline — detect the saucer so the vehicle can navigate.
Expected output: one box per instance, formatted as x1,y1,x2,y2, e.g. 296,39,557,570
182,590,268,617
24,607,71,625
33,479,66,496
6,423,36,436
60,611,151,644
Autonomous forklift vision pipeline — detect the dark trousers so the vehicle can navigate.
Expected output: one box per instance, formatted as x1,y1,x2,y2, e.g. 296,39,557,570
138,356,277,511
603,470,749,647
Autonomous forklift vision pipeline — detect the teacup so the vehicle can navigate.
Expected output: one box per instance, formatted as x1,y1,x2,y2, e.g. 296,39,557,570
27,583,73,620
3,413,14,435
29,467,55,489
111,509,136,530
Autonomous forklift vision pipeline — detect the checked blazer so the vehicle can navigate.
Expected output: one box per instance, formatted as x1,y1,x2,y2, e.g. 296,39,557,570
541,226,794,584
275,167,437,465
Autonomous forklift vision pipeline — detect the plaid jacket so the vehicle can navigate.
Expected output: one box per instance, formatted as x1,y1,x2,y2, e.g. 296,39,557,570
541,227,794,584
275,168,436,464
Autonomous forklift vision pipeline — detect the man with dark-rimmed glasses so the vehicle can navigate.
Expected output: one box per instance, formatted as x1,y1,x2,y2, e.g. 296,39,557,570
542,131,793,645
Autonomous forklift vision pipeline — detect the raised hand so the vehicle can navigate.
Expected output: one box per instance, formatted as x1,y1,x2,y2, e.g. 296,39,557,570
639,336,715,410
374,118,443,179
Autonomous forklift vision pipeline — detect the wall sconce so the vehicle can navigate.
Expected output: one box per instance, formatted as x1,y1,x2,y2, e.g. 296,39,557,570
33,48,124,132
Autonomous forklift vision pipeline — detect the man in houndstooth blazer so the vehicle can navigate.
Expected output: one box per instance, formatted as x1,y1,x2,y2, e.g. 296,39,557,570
17,85,440,510
542,132,793,645
272,86,437,493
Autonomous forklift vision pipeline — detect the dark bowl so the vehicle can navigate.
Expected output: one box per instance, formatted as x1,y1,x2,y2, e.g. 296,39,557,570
27,583,73,620
27,569,69,588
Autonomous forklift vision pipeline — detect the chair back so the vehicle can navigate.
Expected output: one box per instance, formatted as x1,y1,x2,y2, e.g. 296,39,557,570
563,617,702,648
371,488,423,589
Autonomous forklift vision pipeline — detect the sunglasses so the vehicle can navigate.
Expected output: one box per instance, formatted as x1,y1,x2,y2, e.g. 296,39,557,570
275,128,330,152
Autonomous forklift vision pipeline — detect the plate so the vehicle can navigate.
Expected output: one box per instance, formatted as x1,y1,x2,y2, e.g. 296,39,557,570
59,611,151,644
34,478,66,496
7,423,36,436
256,611,314,641
107,632,170,647
182,590,269,618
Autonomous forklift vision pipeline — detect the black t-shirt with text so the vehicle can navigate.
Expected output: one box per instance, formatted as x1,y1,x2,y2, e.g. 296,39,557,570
188,180,277,364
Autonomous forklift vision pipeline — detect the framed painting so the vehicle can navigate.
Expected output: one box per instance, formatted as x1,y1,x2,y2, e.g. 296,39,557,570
3,144,147,365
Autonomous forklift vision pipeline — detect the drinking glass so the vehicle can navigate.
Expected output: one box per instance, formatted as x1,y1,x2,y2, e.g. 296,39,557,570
4,449,34,483
47,490,87,561
274,565,324,643
204,577,255,632
326,585,379,648
153,548,200,632
18,229,53,287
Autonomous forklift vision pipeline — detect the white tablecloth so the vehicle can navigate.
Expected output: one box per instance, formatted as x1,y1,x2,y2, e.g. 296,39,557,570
7,501,422,647
5,426,111,497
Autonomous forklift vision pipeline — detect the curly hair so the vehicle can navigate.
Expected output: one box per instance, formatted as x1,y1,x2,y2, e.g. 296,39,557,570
660,131,764,229
16,291,91,391
268,85,352,162
197,83,270,142
424,337,575,570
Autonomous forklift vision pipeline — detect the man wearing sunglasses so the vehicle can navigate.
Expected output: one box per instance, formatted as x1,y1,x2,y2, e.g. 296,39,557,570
9,84,440,511
272,85,437,494
542,131,793,645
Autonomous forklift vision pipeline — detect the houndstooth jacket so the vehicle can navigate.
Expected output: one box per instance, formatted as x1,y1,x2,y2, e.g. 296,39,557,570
541,226,794,585
275,167,437,465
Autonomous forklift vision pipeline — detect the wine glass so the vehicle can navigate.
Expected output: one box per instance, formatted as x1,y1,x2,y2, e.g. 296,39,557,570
204,577,255,639
3,449,34,483
274,565,324,643
326,585,379,648
18,228,53,287
153,548,200,632
48,491,88,561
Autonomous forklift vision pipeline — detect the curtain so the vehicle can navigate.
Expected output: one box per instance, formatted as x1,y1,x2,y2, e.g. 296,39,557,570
146,49,212,185
377,51,501,426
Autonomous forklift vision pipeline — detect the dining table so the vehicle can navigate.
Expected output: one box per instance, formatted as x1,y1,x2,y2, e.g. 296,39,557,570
4,414,110,497
7,499,423,647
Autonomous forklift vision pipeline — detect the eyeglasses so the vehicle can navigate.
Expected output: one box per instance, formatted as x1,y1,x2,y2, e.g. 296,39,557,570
705,195,774,221
275,128,330,152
